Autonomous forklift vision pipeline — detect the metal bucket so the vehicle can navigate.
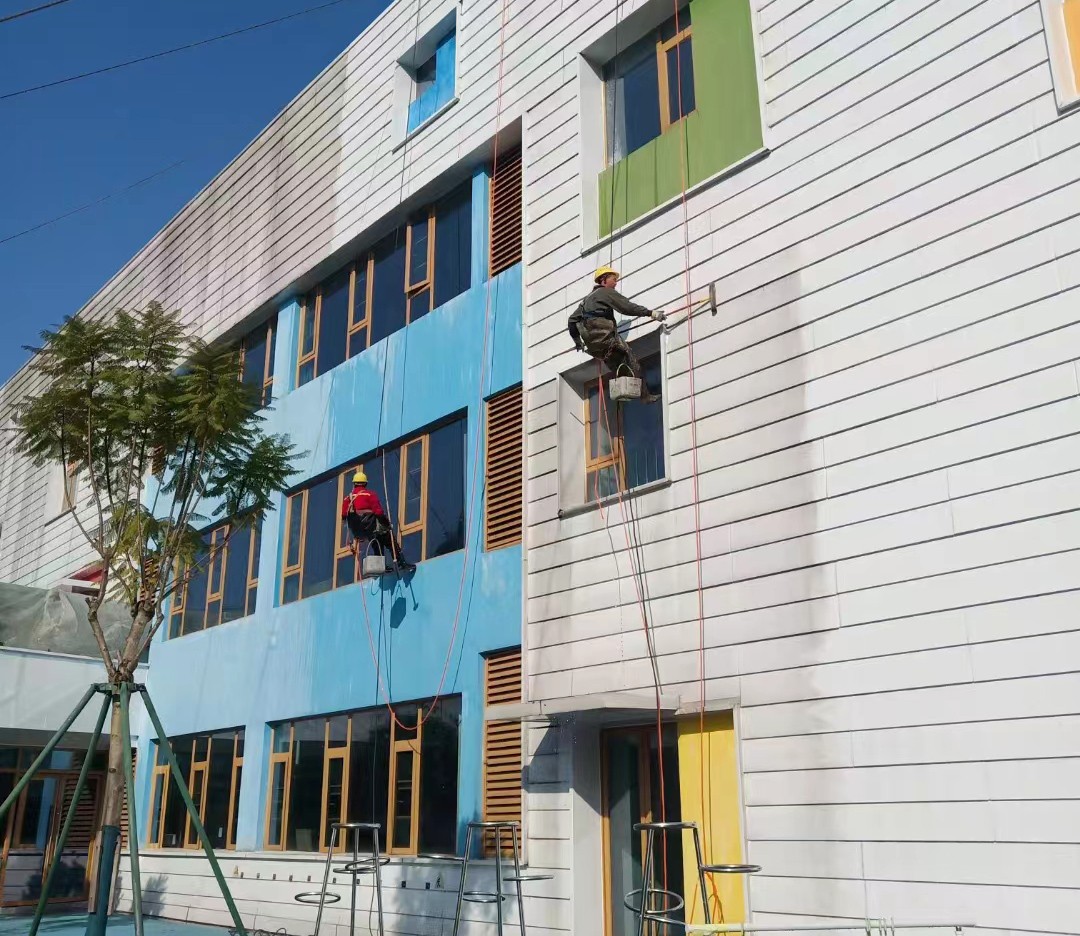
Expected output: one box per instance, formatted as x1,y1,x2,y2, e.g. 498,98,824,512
609,374,641,402
362,554,389,578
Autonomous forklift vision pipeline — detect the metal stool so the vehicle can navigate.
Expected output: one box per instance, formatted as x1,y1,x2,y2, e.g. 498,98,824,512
624,820,761,936
444,820,553,936
294,821,391,936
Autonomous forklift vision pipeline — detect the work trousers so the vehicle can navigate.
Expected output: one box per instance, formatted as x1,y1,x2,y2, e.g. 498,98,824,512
575,318,653,398
346,512,408,563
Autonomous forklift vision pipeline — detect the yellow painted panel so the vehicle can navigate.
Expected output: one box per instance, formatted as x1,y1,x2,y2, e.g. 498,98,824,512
1067,0,1080,88
677,711,746,925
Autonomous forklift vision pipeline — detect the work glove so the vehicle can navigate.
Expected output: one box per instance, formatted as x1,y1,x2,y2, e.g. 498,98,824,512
651,310,667,322
574,341,585,352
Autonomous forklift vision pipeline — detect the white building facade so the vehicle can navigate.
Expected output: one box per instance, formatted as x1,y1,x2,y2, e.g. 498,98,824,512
521,1,1080,935
1,0,1080,934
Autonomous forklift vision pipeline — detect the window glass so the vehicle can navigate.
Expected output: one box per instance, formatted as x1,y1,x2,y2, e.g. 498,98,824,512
348,709,391,852
301,302,317,357
404,442,424,526
415,54,437,98
247,523,261,613
434,183,472,309
222,525,250,624
181,555,209,635
317,268,350,378
408,217,430,286
17,777,46,846
426,418,466,559
229,764,242,846
267,318,277,385
370,235,407,346
301,476,338,600
241,322,269,396
604,9,693,162
0,748,17,768
620,355,665,489
587,384,618,461
349,263,369,359
327,715,349,748
150,772,165,843
605,40,661,161
162,740,191,847
419,697,460,854
267,760,287,847
204,732,234,849
366,449,401,528
288,719,325,852
391,747,415,850
666,39,695,123
285,494,303,569
324,757,345,847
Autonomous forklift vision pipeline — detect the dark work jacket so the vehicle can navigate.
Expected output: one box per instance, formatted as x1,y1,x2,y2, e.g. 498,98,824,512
567,287,653,346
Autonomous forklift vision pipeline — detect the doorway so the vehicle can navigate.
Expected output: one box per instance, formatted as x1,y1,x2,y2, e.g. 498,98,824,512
0,751,102,908
600,724,685,936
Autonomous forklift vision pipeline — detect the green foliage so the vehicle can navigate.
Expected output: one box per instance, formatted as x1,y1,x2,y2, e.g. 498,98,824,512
14,302,300,666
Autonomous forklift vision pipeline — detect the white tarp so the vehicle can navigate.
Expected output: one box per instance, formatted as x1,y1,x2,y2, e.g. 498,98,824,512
0,583,131,658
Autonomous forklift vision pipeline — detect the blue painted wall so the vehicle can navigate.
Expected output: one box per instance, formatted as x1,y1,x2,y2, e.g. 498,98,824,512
407,32,456,133
139,163,522,855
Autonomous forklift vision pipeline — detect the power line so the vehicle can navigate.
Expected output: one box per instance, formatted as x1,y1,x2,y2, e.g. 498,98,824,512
0,0,76,26
0,0,356,101
0,160,186,246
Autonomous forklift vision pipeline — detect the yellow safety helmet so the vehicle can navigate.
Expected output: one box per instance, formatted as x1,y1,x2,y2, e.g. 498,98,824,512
352,470,368,484
594,266,619,283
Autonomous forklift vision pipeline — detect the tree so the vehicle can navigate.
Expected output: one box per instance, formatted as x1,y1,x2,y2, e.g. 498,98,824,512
14,302,298,924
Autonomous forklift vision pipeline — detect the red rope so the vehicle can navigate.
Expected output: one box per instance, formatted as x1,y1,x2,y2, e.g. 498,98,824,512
354,0,513,733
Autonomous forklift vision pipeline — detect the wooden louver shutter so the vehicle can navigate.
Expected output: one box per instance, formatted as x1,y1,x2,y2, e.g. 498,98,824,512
483,647,523,856
61,775,101,850
120,750,135,849
484,386,523,551
489,147,522,276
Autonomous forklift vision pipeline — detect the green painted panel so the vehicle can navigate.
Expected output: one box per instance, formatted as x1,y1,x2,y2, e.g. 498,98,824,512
597,0,762,237
692,0,763,170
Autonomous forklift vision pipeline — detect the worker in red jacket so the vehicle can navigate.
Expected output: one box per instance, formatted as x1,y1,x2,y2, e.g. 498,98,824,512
341,470,415,571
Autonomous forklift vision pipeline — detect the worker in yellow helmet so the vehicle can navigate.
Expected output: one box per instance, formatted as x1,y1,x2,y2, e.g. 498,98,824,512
340,470,415,571
567,267,666,403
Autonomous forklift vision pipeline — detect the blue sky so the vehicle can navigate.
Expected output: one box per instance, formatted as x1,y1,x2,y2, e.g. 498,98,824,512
0,0,388,384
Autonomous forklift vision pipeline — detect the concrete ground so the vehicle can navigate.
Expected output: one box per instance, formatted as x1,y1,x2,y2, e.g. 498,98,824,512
0,915,230,935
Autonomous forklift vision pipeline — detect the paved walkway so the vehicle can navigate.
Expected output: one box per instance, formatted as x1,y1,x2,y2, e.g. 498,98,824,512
0,915,229,935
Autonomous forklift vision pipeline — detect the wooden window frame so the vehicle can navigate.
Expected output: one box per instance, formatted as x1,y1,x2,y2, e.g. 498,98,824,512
295,292,322,386
320,718,352,853
148,742,173,848
204,526,229,629
584,377,626,499
239,318,276,407
264,724,294,851
245,524,260,617
226,730,244,851
404,209,436,323
183,739,211,849
61,461,79,511
656,24,694,132
599,726,662,936
348,259,372,358
333,469,360,588
281,491,308,604
168,569,186,638
385,715,423,856
397,436,429,558
1068,0,1080,88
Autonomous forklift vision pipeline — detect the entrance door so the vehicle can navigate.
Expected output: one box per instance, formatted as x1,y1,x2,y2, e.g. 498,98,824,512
601,725,685,936
0,768,101,907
